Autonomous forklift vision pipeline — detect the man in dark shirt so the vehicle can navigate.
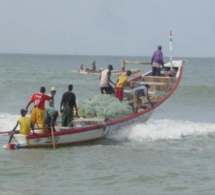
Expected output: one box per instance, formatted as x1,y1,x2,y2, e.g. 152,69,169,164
60,84,78,127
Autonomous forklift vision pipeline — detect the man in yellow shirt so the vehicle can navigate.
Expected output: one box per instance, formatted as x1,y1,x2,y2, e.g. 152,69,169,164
8,109,35,144
115,70,132,101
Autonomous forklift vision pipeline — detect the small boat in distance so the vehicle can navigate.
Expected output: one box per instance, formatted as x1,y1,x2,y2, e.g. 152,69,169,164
4,59,184,150
76,60,151,75
77,68,142,75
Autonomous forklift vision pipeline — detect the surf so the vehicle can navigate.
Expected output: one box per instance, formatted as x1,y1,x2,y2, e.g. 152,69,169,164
107,119,215,142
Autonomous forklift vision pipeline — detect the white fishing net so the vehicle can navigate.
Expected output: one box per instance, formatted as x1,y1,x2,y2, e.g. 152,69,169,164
77,94,133,120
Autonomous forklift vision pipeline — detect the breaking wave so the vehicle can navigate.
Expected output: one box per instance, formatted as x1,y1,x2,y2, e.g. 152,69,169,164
1,113,215,143
107,119,215,142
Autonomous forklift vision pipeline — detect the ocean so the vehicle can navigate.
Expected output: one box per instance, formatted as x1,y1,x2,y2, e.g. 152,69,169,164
0,54,215,195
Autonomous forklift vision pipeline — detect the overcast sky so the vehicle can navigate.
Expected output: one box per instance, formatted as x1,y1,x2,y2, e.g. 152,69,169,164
0,0,214,57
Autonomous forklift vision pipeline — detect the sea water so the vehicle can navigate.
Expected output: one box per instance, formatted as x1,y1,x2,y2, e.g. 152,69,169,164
0,54,215,194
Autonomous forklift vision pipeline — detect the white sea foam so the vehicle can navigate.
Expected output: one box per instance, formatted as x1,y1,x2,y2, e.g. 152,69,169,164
107,119,215,142
2,112,215,143
0,113,20,131
2,112,215,142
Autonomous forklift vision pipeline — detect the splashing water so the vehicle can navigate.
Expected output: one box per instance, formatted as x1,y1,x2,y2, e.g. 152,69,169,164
107,119,215,142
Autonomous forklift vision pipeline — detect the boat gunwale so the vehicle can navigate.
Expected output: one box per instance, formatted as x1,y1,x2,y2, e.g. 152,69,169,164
27,123,106,139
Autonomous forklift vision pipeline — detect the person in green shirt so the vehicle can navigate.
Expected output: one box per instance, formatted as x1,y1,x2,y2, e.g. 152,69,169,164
45,107,58,132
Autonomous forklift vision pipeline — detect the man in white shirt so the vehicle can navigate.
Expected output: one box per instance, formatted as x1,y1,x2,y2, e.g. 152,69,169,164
49,87,57,107
99,64,115,94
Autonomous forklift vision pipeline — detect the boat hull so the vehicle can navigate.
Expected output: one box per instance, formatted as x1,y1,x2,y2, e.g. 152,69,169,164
7,109,153,149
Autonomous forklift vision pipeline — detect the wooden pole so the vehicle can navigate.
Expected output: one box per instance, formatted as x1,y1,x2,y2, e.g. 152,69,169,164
169,30,173,70
50,126,56,149
0,131,11,134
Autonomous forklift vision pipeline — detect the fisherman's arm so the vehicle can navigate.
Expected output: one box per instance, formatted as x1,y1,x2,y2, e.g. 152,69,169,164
60,94,65,112
8,122,19,143
147,94,154,107
25,101,32,113
12,122,19,132
74,95,78,117
108,72,115,85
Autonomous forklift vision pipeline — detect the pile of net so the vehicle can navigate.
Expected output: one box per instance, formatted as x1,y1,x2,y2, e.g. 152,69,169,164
77,94,133,120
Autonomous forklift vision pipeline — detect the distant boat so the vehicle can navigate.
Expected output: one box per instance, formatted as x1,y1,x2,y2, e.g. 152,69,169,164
77,68,142,75
4,60,184,150
76,60,151,75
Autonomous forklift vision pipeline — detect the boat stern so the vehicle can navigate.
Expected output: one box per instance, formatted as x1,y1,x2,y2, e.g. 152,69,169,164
3,134,28,150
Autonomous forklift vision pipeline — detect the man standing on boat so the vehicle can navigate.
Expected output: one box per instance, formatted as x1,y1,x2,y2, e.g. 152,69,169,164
79,64,84,71
99,64,115,94
115,70,132,101
60,84,78,127
151,45,164,76
48,87,57,107
92,60,96,71
25,86,52,133
121,60,125,71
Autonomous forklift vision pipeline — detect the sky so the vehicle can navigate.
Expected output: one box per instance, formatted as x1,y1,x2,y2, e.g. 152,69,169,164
0,0,214,58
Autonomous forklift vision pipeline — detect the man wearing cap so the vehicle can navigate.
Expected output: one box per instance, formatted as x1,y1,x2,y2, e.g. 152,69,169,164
151,45,164,76
49,87,56,107
99,64,115,94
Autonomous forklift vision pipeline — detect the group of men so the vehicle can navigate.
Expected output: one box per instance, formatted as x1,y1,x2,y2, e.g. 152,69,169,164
8,84,77,144
8,45,163,143
99,65,153,113
99,45,164,111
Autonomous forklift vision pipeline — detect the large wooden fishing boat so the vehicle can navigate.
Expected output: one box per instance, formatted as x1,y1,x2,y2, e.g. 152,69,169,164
4,60,184,150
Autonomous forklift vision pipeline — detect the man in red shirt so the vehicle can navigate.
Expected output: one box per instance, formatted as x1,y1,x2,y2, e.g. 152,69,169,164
25,86,52,133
